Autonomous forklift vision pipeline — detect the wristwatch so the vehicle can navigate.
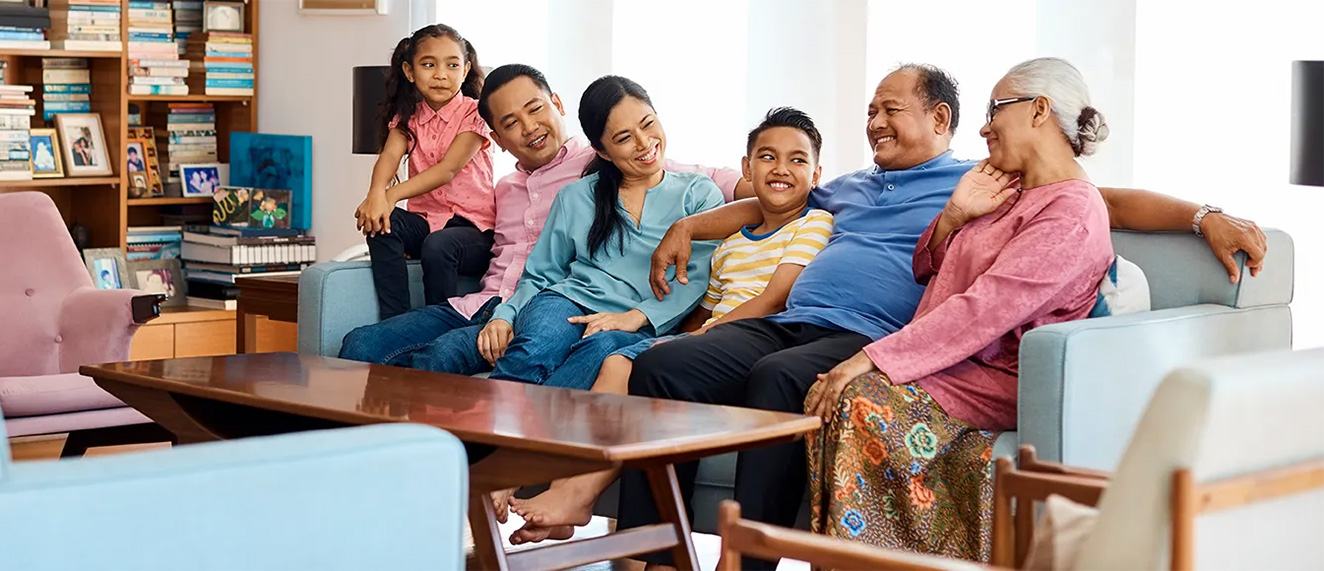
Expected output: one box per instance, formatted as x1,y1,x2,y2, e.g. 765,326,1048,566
1192,205,1223,237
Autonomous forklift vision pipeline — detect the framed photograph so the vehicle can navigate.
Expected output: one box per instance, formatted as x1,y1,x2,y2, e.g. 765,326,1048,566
128,259,186,307
55,113,112,177
83,247,130,290
299,0,387,15
29,128,63,178
180,163,229,197
231,133,312,229
204,1,245,32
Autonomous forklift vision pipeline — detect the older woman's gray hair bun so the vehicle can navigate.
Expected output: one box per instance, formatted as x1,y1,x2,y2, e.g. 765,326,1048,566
1004,57,1106,157
1074,106,1109,157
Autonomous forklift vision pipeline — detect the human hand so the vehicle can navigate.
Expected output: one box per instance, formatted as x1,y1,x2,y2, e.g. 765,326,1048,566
945,159,1018,226
355,193,393,236
476,319,514,364
1201,212,1267,284
568,309,649,338
649,221,693,300
804,351,878,421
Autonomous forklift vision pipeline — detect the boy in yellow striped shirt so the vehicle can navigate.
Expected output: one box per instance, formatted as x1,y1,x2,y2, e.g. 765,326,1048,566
507,107,835,542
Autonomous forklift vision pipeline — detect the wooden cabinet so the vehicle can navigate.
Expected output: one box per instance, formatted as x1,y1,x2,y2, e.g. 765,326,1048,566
130,307,295,360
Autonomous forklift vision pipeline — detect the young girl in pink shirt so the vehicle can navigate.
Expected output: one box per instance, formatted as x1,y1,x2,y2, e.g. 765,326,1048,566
355,24,497,320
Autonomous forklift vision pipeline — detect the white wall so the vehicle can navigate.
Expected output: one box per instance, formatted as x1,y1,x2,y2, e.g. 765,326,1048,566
1133,0,1324,348
257,0,430,262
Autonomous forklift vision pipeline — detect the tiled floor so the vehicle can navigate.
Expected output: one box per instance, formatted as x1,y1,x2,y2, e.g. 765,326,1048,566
9,435,808,570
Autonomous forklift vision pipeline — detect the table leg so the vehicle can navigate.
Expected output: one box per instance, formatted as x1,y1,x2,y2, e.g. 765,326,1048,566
235,306,250,354
468,491,509,571
646,464,700,570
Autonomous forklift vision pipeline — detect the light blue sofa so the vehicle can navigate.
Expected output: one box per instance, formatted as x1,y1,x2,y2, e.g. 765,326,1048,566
299,230,1294,533
0,420,469,570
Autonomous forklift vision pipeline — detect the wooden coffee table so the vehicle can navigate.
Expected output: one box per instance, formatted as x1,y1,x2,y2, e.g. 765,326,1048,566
233,274,300,354
81,353,819,570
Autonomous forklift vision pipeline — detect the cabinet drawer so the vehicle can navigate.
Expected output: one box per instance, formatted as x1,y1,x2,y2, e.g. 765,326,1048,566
175,320,236,357
129,324,175,360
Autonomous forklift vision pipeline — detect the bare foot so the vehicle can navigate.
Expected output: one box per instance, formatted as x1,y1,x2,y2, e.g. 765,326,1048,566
490,488,516,524
509,523,574,545
508,479,599,528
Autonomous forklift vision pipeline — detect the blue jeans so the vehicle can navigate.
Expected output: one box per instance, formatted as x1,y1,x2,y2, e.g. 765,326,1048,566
338,297,500,366
409,291,654,390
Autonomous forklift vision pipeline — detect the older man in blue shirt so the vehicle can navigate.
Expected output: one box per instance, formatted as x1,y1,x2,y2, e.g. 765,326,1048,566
518,64,1268,569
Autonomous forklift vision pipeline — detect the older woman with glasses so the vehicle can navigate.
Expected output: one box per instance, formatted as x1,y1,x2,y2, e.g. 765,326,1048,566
802,57,1116,560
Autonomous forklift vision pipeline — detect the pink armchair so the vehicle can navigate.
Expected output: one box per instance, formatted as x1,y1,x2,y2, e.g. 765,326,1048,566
0,192,170,456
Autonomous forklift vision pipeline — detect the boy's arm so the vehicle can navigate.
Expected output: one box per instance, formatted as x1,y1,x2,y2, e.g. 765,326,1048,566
694,263,804,333
385,131,487,202
676,307,713,333
1098,186,1266,283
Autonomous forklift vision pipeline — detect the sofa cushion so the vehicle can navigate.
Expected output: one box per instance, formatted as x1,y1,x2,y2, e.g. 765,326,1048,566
0,373,126,417
1023,494,1099,570
1089,255,1150,318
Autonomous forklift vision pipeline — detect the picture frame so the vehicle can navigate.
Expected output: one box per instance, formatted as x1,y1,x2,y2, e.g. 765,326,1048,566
203,1,245,32
28,128,63,178
298,0,387,15
55,113,112,177
83,247,130,290
127,259,187,307
125,139,147,197
180,163,229,197
130,126,164,197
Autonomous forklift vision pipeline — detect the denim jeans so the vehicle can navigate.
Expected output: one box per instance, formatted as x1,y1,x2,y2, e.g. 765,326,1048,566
408,291,654,389
338,296,501,366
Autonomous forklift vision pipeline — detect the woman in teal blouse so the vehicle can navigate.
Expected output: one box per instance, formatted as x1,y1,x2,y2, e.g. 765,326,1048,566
407,75,724,389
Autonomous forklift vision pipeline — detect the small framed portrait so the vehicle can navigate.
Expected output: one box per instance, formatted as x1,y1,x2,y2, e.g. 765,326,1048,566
29,128,63,178
83,247,130,290
128,259,187,307
180,163,229,197
204,1,245,32
126,140,145,173
54,113,112,177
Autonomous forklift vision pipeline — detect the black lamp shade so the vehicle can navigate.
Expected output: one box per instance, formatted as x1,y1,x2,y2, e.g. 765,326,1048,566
1291,60,1324,186
352,65,391,155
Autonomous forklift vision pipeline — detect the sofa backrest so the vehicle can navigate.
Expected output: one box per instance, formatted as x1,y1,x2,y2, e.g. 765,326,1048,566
1110,229,1294,311
0,192,94,377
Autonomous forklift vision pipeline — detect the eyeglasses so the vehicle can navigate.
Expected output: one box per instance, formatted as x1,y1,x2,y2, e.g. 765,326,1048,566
986,96,1036,124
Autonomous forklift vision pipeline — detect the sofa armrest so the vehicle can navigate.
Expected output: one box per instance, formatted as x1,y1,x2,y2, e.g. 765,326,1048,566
1110,228,1293,310
1018,304,1292,471
56,286,145,373
0,424,468,570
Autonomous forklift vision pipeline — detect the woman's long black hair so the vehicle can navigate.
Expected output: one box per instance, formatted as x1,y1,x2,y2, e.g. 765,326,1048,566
378,24,485,155
579,75,654,258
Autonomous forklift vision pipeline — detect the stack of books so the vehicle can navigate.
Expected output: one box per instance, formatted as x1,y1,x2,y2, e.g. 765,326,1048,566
127,225,183,261
41,58,91,121
164,102,216,191
181,225,315,310
127,0,186,96
0,1,51,50
48,0,120,52
187,32,253,96
170,0,201,57
0,82,33,181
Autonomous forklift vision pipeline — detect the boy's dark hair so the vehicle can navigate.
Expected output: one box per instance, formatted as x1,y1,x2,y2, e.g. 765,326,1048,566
379,24,485,155
897,63,961,134
128,146,139,155
745,106,823,161
579,75,652,259
478,64,552,129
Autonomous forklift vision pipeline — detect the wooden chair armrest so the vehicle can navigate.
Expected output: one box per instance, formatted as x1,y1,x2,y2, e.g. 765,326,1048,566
717,501,997,571
131,294,166,324
999,470,1109,509
1017,445,1112,480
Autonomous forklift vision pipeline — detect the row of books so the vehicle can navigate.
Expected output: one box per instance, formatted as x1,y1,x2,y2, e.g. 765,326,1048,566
41,57,90,121
187,31,251,96
50,0,122,52
165,102,215,192
180,225,314,310
0,0,51,50
127,0,186,96
0,63,34,180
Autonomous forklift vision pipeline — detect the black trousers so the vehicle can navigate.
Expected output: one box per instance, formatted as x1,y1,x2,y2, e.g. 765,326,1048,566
618,318,871,569
367,208,494,320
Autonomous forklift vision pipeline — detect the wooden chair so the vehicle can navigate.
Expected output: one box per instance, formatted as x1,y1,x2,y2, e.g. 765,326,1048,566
719,347,1324,570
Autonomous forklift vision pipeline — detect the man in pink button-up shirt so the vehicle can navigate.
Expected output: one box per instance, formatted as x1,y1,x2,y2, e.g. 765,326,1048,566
339,64,748,367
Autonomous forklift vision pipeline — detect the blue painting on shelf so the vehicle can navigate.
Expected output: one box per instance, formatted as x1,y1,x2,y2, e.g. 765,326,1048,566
229,132,313,230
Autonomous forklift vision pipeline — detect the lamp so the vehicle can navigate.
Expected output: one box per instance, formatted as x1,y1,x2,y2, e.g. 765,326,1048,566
352,65,391,154
1290,60,1324,186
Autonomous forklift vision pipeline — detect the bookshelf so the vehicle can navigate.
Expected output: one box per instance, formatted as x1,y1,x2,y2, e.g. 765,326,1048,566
0,0,259,249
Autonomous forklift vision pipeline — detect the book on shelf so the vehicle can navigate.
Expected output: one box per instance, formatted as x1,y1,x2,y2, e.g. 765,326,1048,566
183,229,313,247
182,240,317,266
184,296,236,310
48,0,122,52
41,58,91,121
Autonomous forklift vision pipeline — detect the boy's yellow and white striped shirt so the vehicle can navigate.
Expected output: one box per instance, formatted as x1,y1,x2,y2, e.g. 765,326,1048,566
702,208,835,324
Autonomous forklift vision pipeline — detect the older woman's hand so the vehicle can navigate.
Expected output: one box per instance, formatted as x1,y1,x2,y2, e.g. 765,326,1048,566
805,351,878,421
1201,212,1267,284
945,160,1019,226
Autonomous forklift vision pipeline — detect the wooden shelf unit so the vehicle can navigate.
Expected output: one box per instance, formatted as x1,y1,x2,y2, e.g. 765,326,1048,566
0,0,259,249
